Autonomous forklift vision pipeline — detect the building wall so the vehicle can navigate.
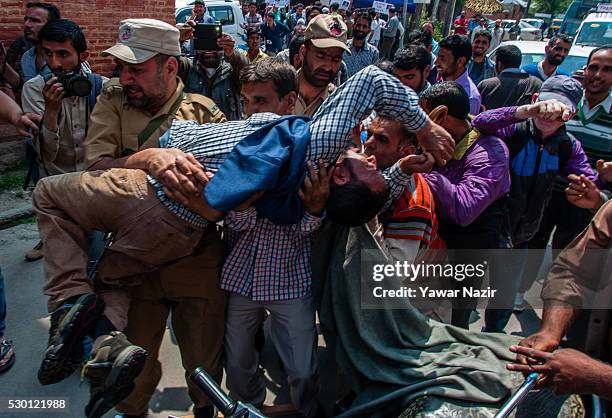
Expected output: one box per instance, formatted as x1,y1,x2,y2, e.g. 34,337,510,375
1,0,175,76
0,0,175,172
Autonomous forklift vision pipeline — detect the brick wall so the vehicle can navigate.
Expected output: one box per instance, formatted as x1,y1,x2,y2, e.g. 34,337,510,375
0,0,174,172
1,0,175,76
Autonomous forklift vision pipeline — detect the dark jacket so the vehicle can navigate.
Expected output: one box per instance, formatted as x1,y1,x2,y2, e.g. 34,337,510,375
204,115,312,225
477,70,542,110
473,107,597,246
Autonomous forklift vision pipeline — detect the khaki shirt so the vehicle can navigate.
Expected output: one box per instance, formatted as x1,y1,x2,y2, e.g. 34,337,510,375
83,77,226,168
21,74,109,175
542,200,612,361
294,76,336,117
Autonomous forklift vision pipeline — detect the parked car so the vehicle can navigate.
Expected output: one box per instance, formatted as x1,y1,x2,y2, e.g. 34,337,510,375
500,20,542,41
176,0,246,47
573,11,612,49
520,18,545,29
488,40,589,76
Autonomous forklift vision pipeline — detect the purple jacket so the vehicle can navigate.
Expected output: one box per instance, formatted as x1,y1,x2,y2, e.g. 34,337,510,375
424,131,510,227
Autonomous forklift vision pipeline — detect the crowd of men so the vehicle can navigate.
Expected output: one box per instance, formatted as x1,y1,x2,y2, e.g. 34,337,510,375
0,1,610,418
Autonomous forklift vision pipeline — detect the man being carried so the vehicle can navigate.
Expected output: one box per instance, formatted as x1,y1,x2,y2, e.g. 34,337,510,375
33,64,453,417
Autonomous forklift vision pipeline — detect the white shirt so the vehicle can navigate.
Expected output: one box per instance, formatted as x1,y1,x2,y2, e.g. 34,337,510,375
370,18,385,44
581,93,612,119
537,61,558,81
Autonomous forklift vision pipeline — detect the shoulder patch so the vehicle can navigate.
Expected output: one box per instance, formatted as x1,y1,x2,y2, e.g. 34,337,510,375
184,92,221,114
102,77,124,98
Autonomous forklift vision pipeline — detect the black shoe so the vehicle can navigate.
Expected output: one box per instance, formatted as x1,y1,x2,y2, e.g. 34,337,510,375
83,331,147,418
38,293,104,385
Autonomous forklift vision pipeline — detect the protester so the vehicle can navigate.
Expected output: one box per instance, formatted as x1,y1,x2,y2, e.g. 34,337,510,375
291,3,306,22
276,35,305,69
477,44,542,110
239,59,298,116
368,11,385,48
472,76,598,332
306,5,322,23
435,34,482,115
419,81,510,328
189,0,215,24
179,31,248,121
421,21,439,55
34,19,227,418
379,7,399,59
244,28,268,63
453,10,468,35
6,2,60,83
260,12,291,55
242,0,263,30
392,45,431,94
521,34,571,81
467,29,496,85
489,19,504,52
516,46,612,310
343,11,379,78
470,17,488,42
294,14,349,116
406,28,438,85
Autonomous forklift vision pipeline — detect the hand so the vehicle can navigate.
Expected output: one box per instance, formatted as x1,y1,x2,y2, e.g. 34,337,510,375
9,111,40,138
565,174,603,209
507,346,603,395
234,190,265,211
597,159,612,184
42,76,65,111
399,152,435,174
186,18,197,28
516,99,573,122
298,159,332,216
166,185,224,222
218,33,236,59
415,120,455,166
515,331,561,366
146,149,211,204
177,23,194,42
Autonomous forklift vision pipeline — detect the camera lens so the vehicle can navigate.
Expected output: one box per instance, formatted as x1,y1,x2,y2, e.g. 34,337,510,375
68,77,92,97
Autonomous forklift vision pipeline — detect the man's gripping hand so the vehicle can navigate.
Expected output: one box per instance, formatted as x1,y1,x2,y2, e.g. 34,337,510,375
415,120,454,166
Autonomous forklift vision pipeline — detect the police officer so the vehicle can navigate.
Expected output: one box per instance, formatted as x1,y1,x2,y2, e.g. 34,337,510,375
80,19,227,418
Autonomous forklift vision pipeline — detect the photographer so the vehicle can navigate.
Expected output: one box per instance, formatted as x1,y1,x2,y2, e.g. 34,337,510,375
21,19,105,262
179,28,248,120
21,19,105,177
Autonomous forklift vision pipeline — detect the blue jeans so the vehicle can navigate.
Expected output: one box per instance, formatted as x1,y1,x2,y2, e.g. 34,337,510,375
0,267,6,338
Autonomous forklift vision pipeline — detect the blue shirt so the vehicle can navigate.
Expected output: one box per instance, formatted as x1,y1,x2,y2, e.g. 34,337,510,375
260,21,290,53
20,47,51,82
521,62,569,81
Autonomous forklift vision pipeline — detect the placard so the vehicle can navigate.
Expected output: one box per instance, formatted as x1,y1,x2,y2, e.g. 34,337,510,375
372,0,391,14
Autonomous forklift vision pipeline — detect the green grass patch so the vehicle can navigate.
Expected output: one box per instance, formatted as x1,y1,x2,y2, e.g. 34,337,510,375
0,169,27,192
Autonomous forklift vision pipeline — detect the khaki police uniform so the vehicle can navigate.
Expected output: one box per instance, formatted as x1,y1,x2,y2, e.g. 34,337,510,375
75,18,229,415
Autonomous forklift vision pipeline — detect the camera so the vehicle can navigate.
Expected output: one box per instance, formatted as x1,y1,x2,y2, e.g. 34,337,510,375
193,23,223,51
45,71,92,97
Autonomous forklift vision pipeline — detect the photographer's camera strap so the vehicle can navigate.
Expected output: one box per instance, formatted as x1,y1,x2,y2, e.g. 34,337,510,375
137,92,185,148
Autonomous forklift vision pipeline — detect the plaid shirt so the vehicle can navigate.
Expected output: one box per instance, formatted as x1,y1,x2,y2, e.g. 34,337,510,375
343,40,380,78
244,12,263,29
150,64,427,221
222,207,323,300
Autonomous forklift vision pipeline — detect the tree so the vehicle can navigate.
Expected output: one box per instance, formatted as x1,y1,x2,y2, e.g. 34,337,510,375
529,0,572,15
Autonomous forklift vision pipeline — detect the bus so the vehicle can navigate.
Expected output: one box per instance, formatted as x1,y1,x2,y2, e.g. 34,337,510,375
560,0,610,36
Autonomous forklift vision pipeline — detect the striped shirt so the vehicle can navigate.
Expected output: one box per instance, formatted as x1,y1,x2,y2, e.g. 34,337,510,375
343,40,380,78
383,173,443,248
149,65,429,228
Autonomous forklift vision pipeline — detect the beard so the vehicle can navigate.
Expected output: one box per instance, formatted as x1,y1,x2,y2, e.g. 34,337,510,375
353,30,367,40
302,56,335,87
547,54,565,66
197,51,222,69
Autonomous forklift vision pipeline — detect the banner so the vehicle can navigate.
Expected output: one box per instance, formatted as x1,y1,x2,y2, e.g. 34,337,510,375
372,0,391,14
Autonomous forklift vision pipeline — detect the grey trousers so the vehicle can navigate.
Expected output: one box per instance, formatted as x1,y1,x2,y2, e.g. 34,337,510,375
225,292,319,417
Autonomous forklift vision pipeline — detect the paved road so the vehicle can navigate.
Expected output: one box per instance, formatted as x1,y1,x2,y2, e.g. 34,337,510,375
0,223,544,418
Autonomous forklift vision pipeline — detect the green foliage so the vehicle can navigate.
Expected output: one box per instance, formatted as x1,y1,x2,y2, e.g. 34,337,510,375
529,0,572,15
0,170,26,192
